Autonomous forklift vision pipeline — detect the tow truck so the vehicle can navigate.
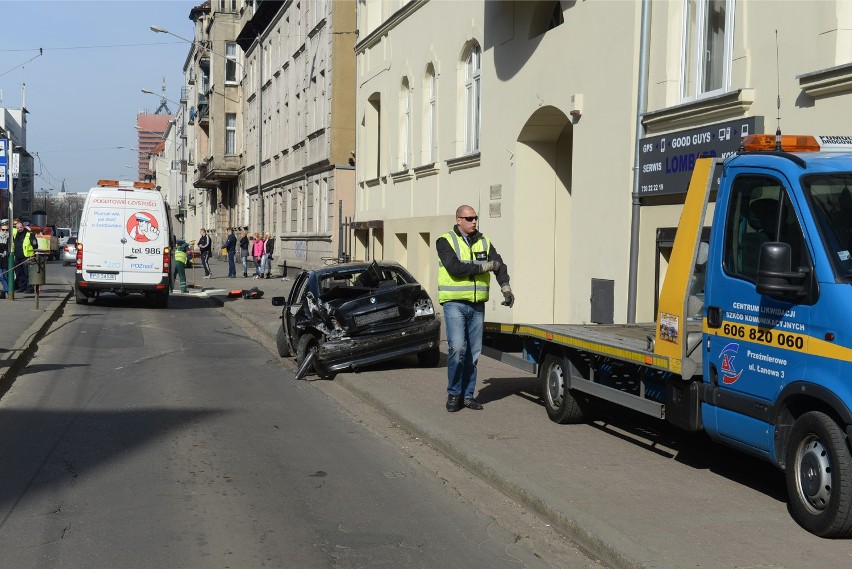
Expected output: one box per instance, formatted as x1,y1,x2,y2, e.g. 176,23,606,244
483,134,852,537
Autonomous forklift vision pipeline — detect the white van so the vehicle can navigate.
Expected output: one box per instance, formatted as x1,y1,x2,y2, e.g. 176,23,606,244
74,180,175,307
55,227,72,247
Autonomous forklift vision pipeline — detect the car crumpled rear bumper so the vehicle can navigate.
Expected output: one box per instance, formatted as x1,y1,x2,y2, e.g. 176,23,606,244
315,317,441,374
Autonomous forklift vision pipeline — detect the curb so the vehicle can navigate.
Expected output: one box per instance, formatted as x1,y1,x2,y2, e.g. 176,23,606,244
332,374,646,569
0,289,73,400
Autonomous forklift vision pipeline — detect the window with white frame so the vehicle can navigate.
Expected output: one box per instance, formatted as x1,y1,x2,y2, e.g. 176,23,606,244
464,43,481,154
399,77,411,170
226,42,238,83
426,64,437,164
225,113,236,155
682,0,734,100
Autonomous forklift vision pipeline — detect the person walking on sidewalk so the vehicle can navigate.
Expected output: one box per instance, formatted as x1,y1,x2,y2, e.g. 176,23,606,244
252,232,266,279
222,227,237,278
239,230,250,277
198,228,213,279
174,241,190,293
12,218,38,294
436,205,514,412
263,232,275,278
0,221,9,299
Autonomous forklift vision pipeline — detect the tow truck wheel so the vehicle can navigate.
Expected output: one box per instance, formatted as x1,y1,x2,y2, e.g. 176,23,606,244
540,354,585,424
785,411,852,537
276,324,291,357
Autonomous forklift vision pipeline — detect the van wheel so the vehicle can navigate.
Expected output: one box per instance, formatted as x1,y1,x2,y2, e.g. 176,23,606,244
786,411,852,537
276,324,291,357
154,291,169,308
74,285,88,305
540,354,585,424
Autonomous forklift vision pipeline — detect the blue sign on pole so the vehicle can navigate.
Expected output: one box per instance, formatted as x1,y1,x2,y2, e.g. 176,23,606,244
0,139,8,191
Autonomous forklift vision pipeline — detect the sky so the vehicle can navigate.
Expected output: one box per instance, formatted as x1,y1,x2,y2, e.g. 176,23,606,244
0,0,198,194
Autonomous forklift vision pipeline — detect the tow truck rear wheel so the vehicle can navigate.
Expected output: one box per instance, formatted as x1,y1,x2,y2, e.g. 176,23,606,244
785,411,852,537
540,353,585,424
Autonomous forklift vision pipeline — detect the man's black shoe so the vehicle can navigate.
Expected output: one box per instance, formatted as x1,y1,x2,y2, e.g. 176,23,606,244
446,395,462,412
463,398,484,410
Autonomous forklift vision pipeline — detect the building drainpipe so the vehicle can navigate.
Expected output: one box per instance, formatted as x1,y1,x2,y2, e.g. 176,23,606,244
257,30,264,234
627,0,652,323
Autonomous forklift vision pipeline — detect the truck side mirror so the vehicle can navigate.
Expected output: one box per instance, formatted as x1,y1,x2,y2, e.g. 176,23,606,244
756,242,808,298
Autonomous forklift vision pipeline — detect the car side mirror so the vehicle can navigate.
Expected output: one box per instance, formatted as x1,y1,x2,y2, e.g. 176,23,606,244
271,296,286,307
756,242,808,299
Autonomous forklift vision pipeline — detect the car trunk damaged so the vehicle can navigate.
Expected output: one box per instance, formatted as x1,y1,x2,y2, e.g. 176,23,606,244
276,261,442,380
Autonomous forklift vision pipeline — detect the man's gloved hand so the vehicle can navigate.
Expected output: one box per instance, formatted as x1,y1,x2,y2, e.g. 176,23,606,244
501,285,515,308
479,260,502,273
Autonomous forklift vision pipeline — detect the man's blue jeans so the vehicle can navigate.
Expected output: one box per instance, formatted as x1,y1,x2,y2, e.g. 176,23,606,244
443,300,485,399
227,250,236,277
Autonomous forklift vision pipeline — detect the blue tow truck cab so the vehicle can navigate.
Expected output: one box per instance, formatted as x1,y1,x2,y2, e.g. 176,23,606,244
483,134,852,537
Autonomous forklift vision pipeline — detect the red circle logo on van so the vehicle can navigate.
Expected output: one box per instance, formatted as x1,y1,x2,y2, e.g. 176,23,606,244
127,212,161,243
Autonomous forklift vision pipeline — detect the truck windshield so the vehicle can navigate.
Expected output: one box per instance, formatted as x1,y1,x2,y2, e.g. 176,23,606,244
803,173,852,281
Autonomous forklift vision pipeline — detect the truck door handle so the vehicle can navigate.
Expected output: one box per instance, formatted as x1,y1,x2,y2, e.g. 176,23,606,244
707,306,722,328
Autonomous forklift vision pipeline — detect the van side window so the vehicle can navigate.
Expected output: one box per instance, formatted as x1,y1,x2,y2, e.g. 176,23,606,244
723,175,810,282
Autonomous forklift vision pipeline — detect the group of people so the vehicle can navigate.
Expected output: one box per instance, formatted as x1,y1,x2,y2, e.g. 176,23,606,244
222,229,275,279
173,227,278,292
0,218,41,298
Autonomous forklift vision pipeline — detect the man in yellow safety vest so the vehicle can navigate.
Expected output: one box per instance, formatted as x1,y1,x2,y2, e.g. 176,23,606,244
436,205,514,412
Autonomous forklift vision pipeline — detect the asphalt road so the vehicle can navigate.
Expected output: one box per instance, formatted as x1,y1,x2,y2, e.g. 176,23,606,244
0,284,601,568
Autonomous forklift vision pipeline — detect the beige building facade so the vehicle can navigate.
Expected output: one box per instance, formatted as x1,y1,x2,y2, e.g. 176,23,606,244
238,0,357,273
354,0,852,325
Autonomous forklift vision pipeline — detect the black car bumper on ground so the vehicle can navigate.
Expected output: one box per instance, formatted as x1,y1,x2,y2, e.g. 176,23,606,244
313,317,441,376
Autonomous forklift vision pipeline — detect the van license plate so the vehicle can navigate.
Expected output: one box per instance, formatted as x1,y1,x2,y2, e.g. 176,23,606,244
88,272,117,281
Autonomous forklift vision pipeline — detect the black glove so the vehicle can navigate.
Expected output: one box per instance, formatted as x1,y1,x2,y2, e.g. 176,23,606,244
501,287,515,308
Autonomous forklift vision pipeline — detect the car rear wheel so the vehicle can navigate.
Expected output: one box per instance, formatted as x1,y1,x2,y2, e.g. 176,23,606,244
296,333,335,380
417,346,440,367
785,411,852,537
276,324,291,357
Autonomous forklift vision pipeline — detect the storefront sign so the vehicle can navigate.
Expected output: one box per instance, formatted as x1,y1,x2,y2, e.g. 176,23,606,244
638,117,763,196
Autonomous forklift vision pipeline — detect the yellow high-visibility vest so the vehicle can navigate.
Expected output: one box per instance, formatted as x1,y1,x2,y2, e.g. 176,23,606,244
437,231,491,303
175,248,188,264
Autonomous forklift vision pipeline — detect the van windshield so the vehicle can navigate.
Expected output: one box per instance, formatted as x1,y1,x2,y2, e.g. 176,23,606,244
803,173,852,281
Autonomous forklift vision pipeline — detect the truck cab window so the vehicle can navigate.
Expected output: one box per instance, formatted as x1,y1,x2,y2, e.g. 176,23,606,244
804,174,852,280
723,175,810,282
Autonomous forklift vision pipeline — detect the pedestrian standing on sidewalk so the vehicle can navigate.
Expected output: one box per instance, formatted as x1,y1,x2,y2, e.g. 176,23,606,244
198,228,213,279
222,227,237,278
12,218,38,294
436,205,514,412
252,232,266,279
239,230,250,277
174,241,190,293
0,221,9,299
263,232,275,278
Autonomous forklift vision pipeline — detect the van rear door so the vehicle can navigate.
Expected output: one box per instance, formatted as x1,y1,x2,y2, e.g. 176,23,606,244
81,192,126,284
122,193,167,285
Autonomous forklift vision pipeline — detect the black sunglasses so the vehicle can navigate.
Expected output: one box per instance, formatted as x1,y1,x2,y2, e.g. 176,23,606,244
460,216,478,222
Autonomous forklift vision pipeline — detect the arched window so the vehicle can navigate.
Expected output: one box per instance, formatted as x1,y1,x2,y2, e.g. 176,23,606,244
464,43,481,154
424,63,437,164
398,77,411,170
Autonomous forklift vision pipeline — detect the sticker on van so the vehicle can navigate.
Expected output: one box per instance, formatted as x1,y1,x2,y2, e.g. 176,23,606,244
126,212,161,243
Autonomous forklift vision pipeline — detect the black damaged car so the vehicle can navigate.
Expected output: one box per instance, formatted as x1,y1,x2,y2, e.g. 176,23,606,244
272,261,442,380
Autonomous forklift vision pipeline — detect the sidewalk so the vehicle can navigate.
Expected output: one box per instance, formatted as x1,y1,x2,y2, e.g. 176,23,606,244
5,256,852,568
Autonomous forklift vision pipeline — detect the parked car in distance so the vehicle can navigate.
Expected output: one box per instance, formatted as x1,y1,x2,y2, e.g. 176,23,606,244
272,260,442,380
61,237,78,266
